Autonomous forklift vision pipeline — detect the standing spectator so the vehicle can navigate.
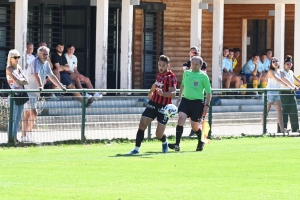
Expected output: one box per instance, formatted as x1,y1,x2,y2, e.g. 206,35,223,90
65,43,102,100
52,42,94,106
128,55,177,154
242,53,260,98
168,56,212,152
6,49,29,143
23,46,67,142
26,42,35,69
279,55,300,132
258,53,269,89
38,41,59,100
262,57,291,134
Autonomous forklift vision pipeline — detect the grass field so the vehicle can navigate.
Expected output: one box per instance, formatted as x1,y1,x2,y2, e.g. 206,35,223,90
0,137,300,200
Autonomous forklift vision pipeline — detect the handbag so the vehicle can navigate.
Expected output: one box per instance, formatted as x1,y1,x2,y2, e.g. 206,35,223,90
14,89,29,105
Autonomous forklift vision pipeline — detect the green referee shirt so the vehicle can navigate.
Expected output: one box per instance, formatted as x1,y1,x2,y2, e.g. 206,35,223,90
181,69,211,100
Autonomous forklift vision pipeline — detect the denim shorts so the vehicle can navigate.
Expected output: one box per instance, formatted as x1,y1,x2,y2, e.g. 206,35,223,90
267,92,280,103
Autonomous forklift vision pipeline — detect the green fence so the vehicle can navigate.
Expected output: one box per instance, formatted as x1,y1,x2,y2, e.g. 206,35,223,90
0,88,298,144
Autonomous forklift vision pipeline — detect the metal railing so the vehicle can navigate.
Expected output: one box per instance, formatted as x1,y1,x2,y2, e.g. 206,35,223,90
1,87,297,143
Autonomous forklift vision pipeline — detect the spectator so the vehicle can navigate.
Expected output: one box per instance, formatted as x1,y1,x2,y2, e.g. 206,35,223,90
6,49,29,143
265,49,273,67
262,57,291,134
242,53,260,98
279,55,300,132
258,53,269,89
65,43,102,100
23,46,67,142
26,42,35,69
52,42,94,106
232,48,241,70
182,46,207,73
38,41,59,100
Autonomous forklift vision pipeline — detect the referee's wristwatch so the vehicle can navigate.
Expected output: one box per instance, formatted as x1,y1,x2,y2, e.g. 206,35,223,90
204,103,210,107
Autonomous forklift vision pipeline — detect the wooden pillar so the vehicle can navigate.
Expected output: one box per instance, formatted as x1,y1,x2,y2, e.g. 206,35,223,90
242,19,247,67
95,0,108,89
15,0,28,70
190,0,202,53
211,0,224,89
120,0,134,90
274,3,285,69
294,4,300,76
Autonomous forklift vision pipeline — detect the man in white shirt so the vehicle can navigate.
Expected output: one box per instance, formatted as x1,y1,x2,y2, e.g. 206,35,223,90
65,43,102,100
26,42,35,67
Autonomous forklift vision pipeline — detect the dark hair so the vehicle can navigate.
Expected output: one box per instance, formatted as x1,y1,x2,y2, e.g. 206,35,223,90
261,52,267,56
39,41,47,46
56,42,64,47
265,49,272,53
66,43,75,49
229,49,234,53
201,61,207,70
233,48,241,53
223,47,229,51
284,55,293,64
159,55,170,64
269,57,278,71
27,42,33,46
252,53,260,58
190,46,199,52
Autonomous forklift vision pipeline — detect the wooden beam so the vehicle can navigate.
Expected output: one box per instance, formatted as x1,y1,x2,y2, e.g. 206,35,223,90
212,0,224,89
95,0,108,89
242,19,247,67
274,3,285,69
190,0,202,53
15,0,28,70
121,0,133,90
294,4,300,76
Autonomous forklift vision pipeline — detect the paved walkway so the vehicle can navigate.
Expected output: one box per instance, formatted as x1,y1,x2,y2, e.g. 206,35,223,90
1,122,298,144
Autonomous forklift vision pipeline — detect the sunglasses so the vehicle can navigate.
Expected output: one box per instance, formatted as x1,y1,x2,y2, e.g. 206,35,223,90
12,56,20,59
272,60,279,63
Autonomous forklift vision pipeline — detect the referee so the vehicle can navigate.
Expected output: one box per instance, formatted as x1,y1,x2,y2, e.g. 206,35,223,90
169,56,212,151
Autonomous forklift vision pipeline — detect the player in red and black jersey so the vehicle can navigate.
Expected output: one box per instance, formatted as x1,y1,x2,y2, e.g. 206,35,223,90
128,55,177,155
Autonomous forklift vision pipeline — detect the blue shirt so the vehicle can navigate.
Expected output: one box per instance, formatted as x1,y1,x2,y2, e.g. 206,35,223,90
222,58,233,72
242,59,257,74
259,60,270,72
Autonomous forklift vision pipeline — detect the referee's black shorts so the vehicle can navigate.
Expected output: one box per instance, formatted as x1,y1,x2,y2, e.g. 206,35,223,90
142,101,168,125
178,97,204,122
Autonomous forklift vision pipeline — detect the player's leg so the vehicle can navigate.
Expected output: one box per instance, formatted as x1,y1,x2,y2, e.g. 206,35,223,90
168,98,189,151
189,100,205,151
156,110,169,153
128,105,154,154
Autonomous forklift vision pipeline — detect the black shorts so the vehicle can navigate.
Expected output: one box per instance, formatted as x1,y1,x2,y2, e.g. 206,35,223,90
142,101,169,125
60,71,73,87
178,98,204,122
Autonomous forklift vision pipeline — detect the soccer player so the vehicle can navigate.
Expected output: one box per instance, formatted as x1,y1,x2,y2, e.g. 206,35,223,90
242,53,260,98
128,55,177,154
168,56,212,152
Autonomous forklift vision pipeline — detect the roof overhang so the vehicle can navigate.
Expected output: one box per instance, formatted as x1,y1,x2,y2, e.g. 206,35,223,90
202,0,300,4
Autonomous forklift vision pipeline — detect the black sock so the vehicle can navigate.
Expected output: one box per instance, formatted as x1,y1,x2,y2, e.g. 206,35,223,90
159,134,166,143
195,129,202,142
176,125,184,145
135,129,145,147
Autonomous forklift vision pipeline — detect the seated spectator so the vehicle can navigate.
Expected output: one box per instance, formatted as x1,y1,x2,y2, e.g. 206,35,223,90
242,53,260,97
258,53,269,89
221,47,231,95
52,42,94,107
265,49,273,66
232,48,241,71
38,41,60,100
65,43,102,100
222,49,244,97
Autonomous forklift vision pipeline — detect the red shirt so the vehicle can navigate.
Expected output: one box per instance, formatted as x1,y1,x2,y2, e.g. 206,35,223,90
151,70,177,105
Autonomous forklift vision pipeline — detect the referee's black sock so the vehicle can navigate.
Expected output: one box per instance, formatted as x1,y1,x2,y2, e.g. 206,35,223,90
159,134,167,143
195,129,202,142
135,129,145,147
176,125,184,145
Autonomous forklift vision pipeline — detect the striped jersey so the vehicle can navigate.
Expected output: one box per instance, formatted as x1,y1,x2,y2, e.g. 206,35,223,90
151,70,177,105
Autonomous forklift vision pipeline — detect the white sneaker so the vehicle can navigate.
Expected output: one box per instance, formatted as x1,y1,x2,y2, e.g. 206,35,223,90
48,94,59,101
86,93,92,98
93,93,103,100
21,135,31,143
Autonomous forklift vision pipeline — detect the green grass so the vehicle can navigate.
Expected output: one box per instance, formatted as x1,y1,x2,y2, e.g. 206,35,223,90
1,137,300,200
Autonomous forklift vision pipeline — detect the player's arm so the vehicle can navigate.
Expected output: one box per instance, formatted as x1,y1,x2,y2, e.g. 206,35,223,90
148,83,156,99
158,86,176,98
